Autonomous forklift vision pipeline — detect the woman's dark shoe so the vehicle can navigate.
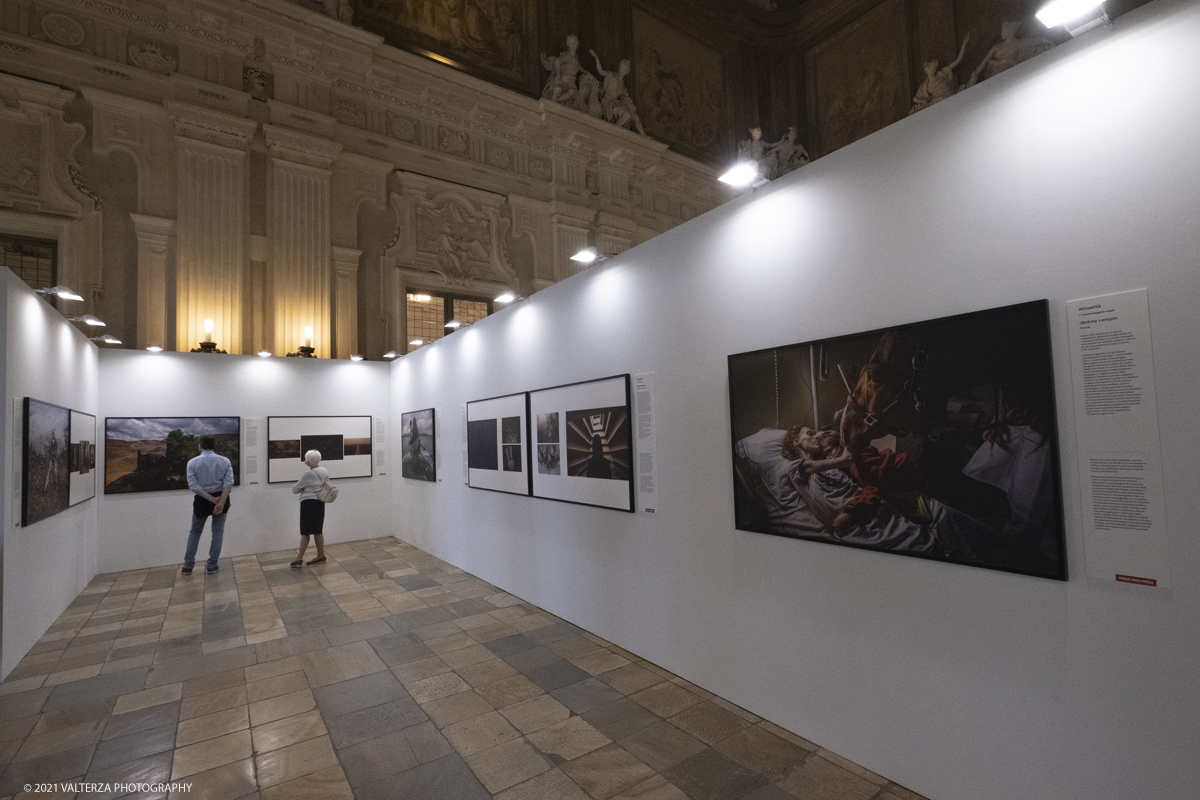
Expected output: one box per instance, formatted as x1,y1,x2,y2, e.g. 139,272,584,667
306,556,327,565
290,560,303,569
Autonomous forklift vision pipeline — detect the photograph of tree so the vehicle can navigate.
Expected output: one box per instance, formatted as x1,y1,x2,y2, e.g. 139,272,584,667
728,300,1066,580
401,408,437,482
104,417,240,494
23,398,71,526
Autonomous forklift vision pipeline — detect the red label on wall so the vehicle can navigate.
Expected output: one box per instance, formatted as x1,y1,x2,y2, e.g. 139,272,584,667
1115,574,1157,587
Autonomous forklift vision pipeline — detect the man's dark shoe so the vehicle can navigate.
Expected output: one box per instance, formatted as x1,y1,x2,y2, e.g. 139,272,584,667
206,566,219,574
181,567,192,575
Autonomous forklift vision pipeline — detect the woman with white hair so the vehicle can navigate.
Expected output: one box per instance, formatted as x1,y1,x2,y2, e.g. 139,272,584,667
290,449,329,567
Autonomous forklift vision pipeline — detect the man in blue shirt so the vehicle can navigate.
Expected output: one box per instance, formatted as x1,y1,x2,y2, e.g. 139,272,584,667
183,435,234,575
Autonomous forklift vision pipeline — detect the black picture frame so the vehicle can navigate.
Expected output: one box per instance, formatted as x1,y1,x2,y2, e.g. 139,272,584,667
103,417,242,495
266,416,373,484
22,397,71,526
528,374,635,513
727,300,1067,581
465,391,532,497
400,408,437,482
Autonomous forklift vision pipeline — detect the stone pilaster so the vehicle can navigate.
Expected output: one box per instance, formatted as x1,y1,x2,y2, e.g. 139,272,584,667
129,214,176,351
168,101,255,354
331,246,361,359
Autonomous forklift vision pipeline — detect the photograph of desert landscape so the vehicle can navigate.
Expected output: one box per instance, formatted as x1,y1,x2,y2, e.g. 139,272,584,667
104,417,240,494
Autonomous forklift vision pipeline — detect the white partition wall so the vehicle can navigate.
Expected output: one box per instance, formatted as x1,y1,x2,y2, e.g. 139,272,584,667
2,272,100,678
97,351,391,573
390,3,1200,800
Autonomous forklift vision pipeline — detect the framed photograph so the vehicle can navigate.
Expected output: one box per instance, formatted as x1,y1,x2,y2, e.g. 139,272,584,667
104,417,241,494
23,398,71,526
728,300,1067,580
267,416,373,483
466,392,529,496
529,375,634,512
401,408,437,482
69,410,96,506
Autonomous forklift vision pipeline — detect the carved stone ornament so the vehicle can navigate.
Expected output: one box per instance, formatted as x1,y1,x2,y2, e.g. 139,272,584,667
128,43,178,74
416,199,492,285
590,50,646,135
389,115,417,142
967,22,1053,87
527,156,552,181
166,101,258,150
438,127,469,157
263,125,343,167
69,164,103,210
243,66,272,101
41,13,86,47
487,144,511,170
331,99,366,128
0,122,41,195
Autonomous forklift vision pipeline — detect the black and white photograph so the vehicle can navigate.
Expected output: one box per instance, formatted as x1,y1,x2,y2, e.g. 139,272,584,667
69,409,97,506
105,417,241,494
267,416,372,483
401,408,437,482
728,300,1066,580
529,375,634,512
23,398,71,526
466,392,529,496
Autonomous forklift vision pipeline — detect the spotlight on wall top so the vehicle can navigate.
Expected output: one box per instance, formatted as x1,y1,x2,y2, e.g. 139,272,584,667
718,162,767,188
146,346,163,353
382,351,399,359
1036,0,1110,36
68,314,106,327
37,285,84,301
570,247,610,265
350,354,364,361
444,320,463,329
409,339,425,346
91,334,122,345
494,291,524,304
257,350,272,358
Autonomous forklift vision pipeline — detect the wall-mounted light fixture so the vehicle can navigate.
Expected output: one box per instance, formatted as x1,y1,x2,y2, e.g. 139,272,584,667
570,247,611,266
350,354,364,361
1037,0,1110,36
494,291,524,304
257,350,272,358
67,314,106,327
287,325,317,358
191,318,227,354
382,351,399,360
409,339,425,347
146,345,163,353
444,320,464,330
90,334,122,345
36,285,84,301
718,162,768,188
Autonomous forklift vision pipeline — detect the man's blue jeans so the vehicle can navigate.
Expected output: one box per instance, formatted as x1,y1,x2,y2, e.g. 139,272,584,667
184,511,227,571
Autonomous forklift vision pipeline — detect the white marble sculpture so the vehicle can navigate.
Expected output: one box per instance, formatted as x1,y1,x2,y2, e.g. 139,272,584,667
910,34,970,114
540,35,582,105
590,50,646,135
967,22,1053,87
737,127,767,167
738,127,809,180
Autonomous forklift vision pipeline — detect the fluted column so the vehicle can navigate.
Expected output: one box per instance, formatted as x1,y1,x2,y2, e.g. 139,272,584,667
265,125,342,358
331,246,361,359
129,214,176,351
167,101,256,354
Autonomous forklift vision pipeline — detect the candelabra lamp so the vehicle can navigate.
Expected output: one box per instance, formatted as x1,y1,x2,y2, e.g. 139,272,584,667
191,319,227,354
287,326,317,358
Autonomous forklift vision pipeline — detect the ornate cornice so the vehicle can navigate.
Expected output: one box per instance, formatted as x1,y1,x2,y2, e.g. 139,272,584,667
62,0,170,33
166,101,257,150
264,124,343,168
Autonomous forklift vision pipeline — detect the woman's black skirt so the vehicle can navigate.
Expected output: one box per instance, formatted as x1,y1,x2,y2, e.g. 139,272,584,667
300,499,325,536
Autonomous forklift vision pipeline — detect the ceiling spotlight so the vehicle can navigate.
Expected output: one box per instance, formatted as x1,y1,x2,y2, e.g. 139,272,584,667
350,354,364,361
570,247,602,265
146,345,163,353
1036,0,1108,32
718,161,765,188
37,284,84,301
444,320,463,329
412,294,432,302
91,334,122,345
258,350,272,358
68,314,106,327
409,339,424,346
382,351,399,359
495,291,524,303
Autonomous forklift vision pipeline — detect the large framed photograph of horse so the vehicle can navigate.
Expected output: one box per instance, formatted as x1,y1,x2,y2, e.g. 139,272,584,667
728,300,1067,580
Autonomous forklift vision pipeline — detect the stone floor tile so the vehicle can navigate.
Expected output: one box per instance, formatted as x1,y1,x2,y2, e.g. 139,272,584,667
0,744,94,796
180,685,247,721
571,651,633,676
321,618,394,647
88,722,175,771
611,775,692,800
336,729,419,787
102,703,180,742
324,697,427,749
176,705,249,748
816,747,888,786
254,732,338,788
441,644,497,671
661,749,768,800
541,633,601,658
168,757,256,800
527,716,611,761
247,689,315,727
457,657,520,689
390,655,451,685
525,661,591,693
499,694,572,734
82,749,172,795
422,689,496,728
260,763,354,800
357,753,491,800
296,641,386,689
30,699,115,736
503,646,561,674
253,631,330,664
169,729,252,780
552,677,624,714
245,670,308,704
181,669,244,700
713,725,807,779
442,710,521,757
112,683,183,716
559,743,657,800
402,719,456,764
630,682,703,719
670,701,753,746
406,672,472,704
620,721,708,773
775,756,879,800
581,698,661,741
312,670,410,719
250,708,325,754
242,657,301,686
12,719,104,763
494,768,593,800
466,737,552,793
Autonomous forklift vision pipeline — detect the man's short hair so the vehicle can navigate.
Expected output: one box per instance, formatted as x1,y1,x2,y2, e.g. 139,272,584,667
199,436,216,451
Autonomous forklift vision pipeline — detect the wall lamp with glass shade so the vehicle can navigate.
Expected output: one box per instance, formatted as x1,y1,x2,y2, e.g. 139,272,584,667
718,162,768,189
91,334,122,345
1037,0,1110,35
67,314,106,327
36,284,84,301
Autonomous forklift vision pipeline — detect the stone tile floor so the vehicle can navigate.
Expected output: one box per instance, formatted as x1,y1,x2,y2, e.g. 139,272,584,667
0,537,927,800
